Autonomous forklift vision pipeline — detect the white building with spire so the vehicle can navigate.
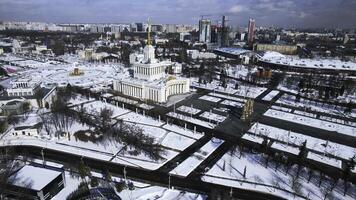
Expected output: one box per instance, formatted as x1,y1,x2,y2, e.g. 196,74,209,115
113,20,190,103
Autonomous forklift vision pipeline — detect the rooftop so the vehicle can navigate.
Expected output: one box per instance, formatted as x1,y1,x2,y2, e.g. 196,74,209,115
9,165,62,191
258,51,356,72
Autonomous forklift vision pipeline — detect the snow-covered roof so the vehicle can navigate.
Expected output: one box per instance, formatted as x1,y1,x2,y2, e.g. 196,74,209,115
215,47,251,55
258,51,356,72
9,165,62,191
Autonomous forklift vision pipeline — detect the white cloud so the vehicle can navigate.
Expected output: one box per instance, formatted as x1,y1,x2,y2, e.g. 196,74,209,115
229,5,249,13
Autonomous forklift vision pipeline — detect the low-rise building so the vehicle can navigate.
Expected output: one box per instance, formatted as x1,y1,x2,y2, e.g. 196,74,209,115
254,43,298,55
12,122,42,137
5,165,65,200
0,78,57,112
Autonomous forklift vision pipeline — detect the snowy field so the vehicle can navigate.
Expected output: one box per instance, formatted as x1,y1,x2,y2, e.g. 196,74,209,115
162,124,204,140
167,112,216,129
248,123,356,161
234,85,267,99
67,94,95,107
221,100,244,108
271,105,292,112
177,105,201,115
293,110,317,118
52,170,207,200
276,94,356,118
199,95,222,103
117,112,164,126
74,100,130,118
161,132,196,150
192,79,267,99
209,92,246,103
203,146,356,200
264,109,356,138
2,99,206,171
307,152,342,169
199,111,227,123
262,90,280,101
170,138,224,177
17,62,127,87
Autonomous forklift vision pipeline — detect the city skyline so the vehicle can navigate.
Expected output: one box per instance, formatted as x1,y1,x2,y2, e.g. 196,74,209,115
0,0,356,28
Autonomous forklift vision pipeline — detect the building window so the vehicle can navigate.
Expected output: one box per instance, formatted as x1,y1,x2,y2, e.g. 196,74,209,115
58,180,64,187
22,131,25,135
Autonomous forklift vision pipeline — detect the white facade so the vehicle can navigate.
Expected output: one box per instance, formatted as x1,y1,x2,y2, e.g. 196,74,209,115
187,50,217,60
114,78,190,103
6,78,40,97
114,42,190,103
3,78,57,109
13,126,40,137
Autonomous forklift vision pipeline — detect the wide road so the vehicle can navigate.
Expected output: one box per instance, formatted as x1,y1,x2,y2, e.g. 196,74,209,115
4,145,287,200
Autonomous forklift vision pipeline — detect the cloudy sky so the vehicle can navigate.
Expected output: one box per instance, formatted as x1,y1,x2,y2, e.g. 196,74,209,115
0,0,355,28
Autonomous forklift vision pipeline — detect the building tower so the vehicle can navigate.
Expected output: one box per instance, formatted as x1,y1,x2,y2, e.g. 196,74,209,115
221,15,229,47
247,18,255,47
241,99,254,122
199,19,211,43
144,18,155,64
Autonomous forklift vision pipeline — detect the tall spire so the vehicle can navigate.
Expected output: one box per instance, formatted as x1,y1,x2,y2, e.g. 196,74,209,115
147,18,152,45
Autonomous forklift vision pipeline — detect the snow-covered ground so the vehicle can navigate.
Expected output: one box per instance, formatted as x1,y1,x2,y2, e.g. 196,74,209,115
67,94,95,107
162,124,204,140
52,170,207,200
74,100,130,118
293,110,317,118
161,132,196,150
271,105,292,112
262,90,280,101
199,95,221,103
192,80,267,99
258,51,356,72
167,112,216,129
234,85,267,99
209,92,246,103
199,111,227,123
241,133,264,144
177,105,201,115
170,138,224,177
203,146,356,200
16,62,127,88
276,94,356,118
307,152,342,169
264,109,356,138
248,123,356,161
2,99,206,171
221,100,244,108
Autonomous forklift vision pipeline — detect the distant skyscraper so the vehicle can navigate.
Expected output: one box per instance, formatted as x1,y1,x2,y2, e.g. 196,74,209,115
199,19,211,43
210,25,219,43
135,23,143,32
221,15,228,47
247,18,255,46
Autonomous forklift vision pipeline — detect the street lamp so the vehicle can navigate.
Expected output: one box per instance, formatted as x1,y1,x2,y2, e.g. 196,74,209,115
41,148,45,164
123,165,127,183
168,174,171,189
